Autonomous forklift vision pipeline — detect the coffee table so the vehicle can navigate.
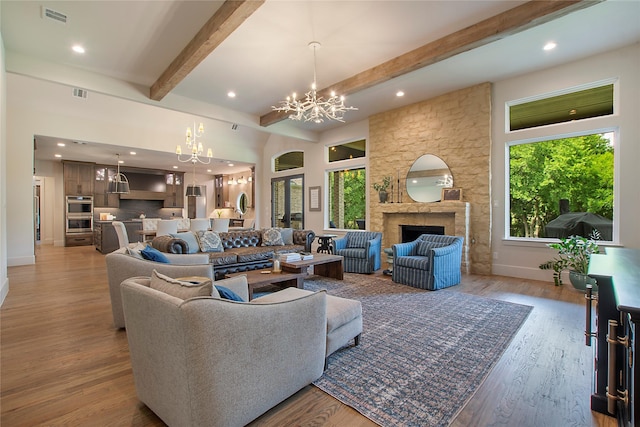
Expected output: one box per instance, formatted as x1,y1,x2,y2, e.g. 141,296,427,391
281,253,344,280
225,269,307,301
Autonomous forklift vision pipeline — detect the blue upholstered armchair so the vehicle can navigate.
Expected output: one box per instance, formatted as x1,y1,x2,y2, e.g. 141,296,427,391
333,231,382,274
392,234,463,290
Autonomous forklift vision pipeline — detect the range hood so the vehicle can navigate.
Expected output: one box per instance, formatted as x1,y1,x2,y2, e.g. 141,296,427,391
119,190,165,201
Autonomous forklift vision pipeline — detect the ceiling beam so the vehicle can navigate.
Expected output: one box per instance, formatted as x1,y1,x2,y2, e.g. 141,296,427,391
150,0,265,101
260,0,601,127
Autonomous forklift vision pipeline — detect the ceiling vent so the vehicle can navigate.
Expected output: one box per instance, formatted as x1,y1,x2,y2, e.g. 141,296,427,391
72,88,88,99
41,6,68,24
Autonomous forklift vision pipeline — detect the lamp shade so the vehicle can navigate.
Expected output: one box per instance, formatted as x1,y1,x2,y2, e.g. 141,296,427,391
185,185,202,197
107,174,130,194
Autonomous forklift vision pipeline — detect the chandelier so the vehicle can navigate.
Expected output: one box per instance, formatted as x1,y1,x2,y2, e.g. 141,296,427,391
272,41,357,124
176,121,213,164
107,154,130,194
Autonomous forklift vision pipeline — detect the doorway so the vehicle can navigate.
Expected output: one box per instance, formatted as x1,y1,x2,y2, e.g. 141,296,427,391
271,174,304,229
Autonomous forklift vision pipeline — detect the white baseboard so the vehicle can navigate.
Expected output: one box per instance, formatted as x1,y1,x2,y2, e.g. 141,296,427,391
491,263,559,283
7,255,36,267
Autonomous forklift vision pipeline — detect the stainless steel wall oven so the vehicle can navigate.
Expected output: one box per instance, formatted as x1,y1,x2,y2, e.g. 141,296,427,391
66,196,93,233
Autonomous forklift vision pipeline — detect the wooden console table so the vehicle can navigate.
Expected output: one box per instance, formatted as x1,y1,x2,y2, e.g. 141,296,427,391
588,247,640,426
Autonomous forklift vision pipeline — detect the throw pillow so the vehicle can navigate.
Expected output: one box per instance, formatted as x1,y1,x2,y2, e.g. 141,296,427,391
196,230,224,252
171,231,200,254
347,232,368,248
262,228,284,246
416,240,445,257
141,245,170,263
279,228,294,245
150,270,213,299
126,242,146,260
215,285,244,302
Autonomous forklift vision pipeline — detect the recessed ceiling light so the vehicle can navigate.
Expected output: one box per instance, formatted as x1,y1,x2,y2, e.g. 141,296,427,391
228,91,236,98
129,151,136,155
207,169,212,173
173,166,178,169
543,42,557,51
396,91,405,97
228,163,234,167
118,160,124,164
54,154,62,158
57,142,66,147
72,45,85,54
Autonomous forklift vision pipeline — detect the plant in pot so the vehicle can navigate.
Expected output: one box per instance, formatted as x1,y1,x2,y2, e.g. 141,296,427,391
372,176,392,203
539,232,600,290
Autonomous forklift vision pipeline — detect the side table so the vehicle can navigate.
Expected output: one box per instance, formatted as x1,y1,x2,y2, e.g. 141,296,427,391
316,234,338,254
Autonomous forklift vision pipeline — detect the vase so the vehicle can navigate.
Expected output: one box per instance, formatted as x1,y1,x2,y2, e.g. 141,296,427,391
378,191,388,203
569,270,597,292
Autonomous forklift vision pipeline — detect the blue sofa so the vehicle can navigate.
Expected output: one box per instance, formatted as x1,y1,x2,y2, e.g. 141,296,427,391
392,234,463,290
333,231,382,274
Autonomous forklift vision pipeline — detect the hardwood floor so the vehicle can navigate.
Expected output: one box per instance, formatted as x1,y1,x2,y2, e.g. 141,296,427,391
1,244,616,426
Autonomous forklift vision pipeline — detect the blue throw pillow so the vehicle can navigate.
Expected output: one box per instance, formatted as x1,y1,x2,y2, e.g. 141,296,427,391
141,245,170,263
215,285,244,302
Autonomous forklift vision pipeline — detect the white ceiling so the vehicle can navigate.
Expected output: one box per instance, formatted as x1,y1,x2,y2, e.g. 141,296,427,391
2,0,640,174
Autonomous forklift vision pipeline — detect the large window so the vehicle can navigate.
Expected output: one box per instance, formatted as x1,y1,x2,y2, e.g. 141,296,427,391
508,131,614,240
327,167,366,230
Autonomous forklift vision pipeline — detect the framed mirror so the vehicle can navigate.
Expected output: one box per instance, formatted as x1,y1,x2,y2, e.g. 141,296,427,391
406,154,453,202
237,192,248,215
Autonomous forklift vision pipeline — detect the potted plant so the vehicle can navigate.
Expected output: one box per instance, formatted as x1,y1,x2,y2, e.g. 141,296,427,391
539,232,600,290
373,176,392,203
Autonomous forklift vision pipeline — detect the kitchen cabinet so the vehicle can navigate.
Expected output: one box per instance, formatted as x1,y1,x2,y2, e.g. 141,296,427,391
64,161,94,196
93,165,120,208
94,221,142,254
164,172,184,208
214,175,228,208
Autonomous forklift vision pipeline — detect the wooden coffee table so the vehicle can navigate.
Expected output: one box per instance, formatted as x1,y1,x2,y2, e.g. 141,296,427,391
281,253,344,280
225,269,307,301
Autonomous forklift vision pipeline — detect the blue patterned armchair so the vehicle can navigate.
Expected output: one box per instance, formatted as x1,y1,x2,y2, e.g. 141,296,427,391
333,231,382,274
392,234,463,290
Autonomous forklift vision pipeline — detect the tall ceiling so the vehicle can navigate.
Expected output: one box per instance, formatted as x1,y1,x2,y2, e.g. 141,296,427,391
2,0,639,174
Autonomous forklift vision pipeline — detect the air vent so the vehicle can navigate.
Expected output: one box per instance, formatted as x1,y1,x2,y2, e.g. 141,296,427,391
41,6,68,24
72,88,88,99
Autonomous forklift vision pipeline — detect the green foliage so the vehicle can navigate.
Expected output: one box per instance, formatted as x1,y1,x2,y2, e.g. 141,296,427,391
328,168,366,229
372,176,391,192
509,133,613,238
539,233,600,285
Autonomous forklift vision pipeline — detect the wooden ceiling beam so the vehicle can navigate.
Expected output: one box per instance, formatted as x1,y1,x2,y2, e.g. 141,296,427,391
150,0,265,101
260,0,601,127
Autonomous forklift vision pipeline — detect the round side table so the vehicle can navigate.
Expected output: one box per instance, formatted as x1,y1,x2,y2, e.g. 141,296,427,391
316,234,338,254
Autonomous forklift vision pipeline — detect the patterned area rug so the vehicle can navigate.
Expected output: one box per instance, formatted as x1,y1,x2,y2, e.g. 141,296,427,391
305,274,532,427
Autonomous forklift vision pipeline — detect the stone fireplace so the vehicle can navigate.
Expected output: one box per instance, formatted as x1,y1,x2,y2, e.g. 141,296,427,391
375,201,470,273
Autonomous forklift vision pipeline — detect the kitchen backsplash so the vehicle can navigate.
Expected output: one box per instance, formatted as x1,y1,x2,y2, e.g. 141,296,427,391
94,199,183,221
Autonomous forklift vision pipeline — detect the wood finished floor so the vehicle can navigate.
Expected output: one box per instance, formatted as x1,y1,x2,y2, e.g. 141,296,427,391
1,244,616,426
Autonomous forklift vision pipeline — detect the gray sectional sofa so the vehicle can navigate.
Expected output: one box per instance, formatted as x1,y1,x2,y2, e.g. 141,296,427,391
151,228,316,279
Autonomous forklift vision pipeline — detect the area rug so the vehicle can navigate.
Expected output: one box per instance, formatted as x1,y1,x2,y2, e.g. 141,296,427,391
305,274,532,427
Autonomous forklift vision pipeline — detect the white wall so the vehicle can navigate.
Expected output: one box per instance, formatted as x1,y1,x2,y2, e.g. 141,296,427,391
5,73,267,265
491,43,640,281
1,26,9,304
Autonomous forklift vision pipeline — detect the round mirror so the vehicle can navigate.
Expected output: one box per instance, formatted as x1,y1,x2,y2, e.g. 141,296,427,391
237,192,248,215
406,154,453,202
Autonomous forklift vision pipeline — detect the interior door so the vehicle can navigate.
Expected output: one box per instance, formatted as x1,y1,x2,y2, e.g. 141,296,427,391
271,174,304,229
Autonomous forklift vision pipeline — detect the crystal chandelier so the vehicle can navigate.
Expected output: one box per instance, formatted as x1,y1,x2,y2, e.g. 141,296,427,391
272,42,357,124
176,121,213,164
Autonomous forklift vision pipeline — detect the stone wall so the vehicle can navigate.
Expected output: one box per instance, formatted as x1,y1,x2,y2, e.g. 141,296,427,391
369,82,492,274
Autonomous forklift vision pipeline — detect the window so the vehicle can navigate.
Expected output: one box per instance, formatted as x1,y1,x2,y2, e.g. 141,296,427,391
508,131,614,241
509,83,614,131
327,167,366,230
328,139,366,162
274,151,303,172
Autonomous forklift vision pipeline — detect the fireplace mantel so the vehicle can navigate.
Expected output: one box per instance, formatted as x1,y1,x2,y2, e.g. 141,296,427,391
377,202,470,273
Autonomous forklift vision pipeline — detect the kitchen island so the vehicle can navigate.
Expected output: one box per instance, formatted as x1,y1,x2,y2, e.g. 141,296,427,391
94,220,143,254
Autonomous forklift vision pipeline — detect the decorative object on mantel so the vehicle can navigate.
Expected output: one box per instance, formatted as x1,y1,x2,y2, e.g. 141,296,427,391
176,121,212,165
271,41,357,123
441,187,462,201
372,176,391,203
539,232,600,288
107,154,130,194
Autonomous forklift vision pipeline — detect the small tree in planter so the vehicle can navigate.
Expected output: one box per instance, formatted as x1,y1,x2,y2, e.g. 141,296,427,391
539,231,600,287
372,176,391,203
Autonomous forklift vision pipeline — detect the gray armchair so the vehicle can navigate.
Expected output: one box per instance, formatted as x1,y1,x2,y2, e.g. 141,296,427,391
120,279,327,427
392,234,463,290
333,231,382,273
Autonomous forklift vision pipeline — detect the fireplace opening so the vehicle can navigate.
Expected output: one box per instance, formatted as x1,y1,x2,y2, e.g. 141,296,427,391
401,225,445,242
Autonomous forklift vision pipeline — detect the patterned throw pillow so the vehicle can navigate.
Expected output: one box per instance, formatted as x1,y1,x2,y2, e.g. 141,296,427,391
262,228,284,246
416,240,444,257
196,230,224,253
150,270,213,299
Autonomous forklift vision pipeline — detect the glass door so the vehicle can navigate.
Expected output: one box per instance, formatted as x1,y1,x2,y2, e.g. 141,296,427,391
271,174,304,229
